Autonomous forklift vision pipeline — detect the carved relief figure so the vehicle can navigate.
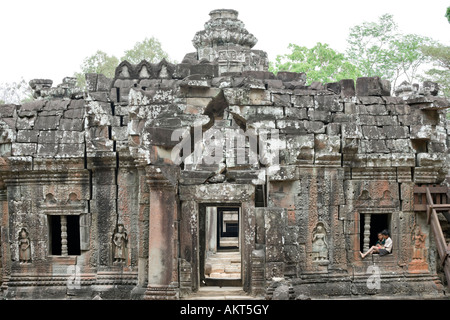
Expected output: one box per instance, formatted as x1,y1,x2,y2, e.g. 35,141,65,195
412,225,427,262
119,65,130,78
113,224,128,264
18,228,31,264
312,222,328,262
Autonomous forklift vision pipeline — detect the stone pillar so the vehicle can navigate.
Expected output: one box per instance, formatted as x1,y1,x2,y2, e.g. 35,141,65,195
87,153,117,267
363,213,371,252
0,189,9,290
61,215,68,256
117,156,139,268
144,166,179,300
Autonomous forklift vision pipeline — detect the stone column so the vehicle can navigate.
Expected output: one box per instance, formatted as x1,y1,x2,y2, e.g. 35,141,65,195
61,215,68,256
363,213,371,252
0,189,9,290
87,153,117,267
144,166,179,300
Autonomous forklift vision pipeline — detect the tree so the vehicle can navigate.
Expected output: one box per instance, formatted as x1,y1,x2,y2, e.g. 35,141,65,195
420,44,450,97
74,50,119,89
121,36,170,64
346,14,399,80
346,13,436,90
0,78,33,104
389,34,435,89
74,37,172,88
270,42,361,85
446,6,450,23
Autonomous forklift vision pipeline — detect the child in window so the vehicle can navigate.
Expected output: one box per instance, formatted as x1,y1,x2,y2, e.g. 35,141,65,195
360,230,391,259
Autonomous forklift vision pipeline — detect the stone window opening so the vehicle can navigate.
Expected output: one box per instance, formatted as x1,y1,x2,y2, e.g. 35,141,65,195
359,213,390,253
48,215,81,256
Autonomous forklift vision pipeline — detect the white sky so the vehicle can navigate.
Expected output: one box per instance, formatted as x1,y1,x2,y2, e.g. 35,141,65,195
0,0,449,84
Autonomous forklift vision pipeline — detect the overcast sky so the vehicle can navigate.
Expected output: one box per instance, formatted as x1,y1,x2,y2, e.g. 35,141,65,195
0,0,449,85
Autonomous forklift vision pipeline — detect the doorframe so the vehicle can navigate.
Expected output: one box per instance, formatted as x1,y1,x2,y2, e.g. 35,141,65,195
200,203,241,287
179,184,256,293
217,206,240,251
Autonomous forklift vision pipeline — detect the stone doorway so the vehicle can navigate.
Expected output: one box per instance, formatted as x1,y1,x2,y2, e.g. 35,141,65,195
202,205,242,287
179,184,255,293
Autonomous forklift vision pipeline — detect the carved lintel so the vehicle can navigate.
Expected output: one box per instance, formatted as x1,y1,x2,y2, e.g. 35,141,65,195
86,152,117,170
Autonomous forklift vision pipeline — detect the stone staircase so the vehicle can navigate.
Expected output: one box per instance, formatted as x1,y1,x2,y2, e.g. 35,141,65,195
205,251,241,279
185,287,260,300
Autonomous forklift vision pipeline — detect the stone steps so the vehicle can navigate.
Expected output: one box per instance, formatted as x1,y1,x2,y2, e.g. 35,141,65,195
205,251,241,279
185,287,260,300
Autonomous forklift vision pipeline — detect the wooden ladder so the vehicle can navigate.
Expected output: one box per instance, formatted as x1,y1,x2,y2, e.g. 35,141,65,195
414,185,450,290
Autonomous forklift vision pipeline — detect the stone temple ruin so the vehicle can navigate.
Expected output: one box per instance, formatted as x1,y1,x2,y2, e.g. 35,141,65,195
0,9,449,300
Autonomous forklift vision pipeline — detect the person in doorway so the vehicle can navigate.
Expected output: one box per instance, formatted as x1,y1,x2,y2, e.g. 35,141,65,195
360,230,391,259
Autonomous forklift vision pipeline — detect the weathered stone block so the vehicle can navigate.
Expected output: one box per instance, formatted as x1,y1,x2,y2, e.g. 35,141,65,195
291,95,314,108
59,118,84,131
416,153,446,167
341,123,362,139
314,95,342,112
284,134,314,164
58,143,85,157
284,107,308,119
410,125,433,140
16,130,39,143
339,79,355,97
356,77,390,96
37,143,59,156
361,126,386,139
276,71,306,82
383,126,409,139
272,93,291,107
34,115,61,130
11,143,36,156
360,140,388,153
0,104,17,118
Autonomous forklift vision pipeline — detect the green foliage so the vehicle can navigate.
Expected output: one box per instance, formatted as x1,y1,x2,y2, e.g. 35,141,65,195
270,42,361,85
346,14,399,80
446,7,450,23
345,14,434,88
389,33,435,88
121,37,170,64
74,37,172,89
75,50,119,89
420,44,450,97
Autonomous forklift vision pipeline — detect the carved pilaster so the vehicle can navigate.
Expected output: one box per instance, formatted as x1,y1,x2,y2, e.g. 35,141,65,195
144,165,179,300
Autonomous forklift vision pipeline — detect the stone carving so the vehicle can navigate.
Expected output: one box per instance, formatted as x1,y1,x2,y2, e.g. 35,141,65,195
312,222,328,263
409,224,429,273
113,224,128,264
18,228,31,264
358,190,371,200
45,193,57,204
119,65,130,78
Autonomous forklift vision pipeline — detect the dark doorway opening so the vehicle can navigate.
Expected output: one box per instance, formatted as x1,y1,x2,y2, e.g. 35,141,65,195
49,215,62,255
67,215,81,255
217,207,239,251
48,215,81,256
